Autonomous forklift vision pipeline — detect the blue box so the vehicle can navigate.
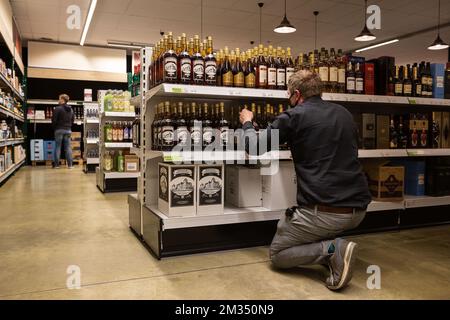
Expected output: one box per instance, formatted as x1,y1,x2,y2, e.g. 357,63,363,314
30,139,44,161
44,140,56,161
391,160,426,196
431,63,445,99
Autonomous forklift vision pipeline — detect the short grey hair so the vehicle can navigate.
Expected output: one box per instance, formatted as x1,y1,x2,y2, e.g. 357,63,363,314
287,70,322,99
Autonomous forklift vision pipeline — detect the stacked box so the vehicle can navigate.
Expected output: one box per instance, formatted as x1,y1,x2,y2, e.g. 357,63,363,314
364,160,404,201
442,112,450,148
262,161,297,210
196,164,224,216
71,132,82,159
364,63,375,95
226,166,262,208
376,115,390,149
362,113,376,149
30,139,44,161
0,154,4,172
158,163,196,217
368,56,395,95
125,155,139,172
44,140,55,161
430,63,445,99
391,160,426,196
432,112,443,148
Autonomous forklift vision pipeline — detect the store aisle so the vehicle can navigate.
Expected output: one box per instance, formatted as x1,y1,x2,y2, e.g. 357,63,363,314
0,166,449,299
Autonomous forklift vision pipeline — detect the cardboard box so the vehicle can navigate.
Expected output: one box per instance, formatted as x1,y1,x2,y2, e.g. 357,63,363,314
226,166,262,208
408,114,428,148
362,113,376,149
392,160,425,196
364,63,375,95
84,89,93,102
376,115,390,149
442,112,450,148
364,160,404,201
30,139,44,161
262,161,297,210
369,56,395,95
125,155,139,172
196,164,224,216
432,112,442,148
426,165,450,196
34,110,45,120
431,63,445,99
158,163,196,217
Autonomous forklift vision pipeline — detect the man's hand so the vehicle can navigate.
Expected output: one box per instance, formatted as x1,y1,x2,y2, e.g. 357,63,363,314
240,108,254,125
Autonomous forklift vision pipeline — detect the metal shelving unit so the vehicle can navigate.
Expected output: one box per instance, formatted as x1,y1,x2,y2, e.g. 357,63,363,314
0,138,24,147
0,106,24,122
0,159,25,185
96,90,138,192
83,102,100,173
128,48,450,258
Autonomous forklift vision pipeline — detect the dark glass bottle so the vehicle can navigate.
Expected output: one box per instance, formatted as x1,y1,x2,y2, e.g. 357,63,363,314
216,50,223,87
276,47,286,90
267,46,277,90
285,47,295,86
221,47,233,87
189,102,202,149
402,64,412,97
256,44,267,89
163,32,178,83
346,61,355,94
233,49,245,88
398,116,408,148
202,103,214,148
175,102,189,147
204,36,217,86
178,33,192,84
191,35,205,85
244,49,256,88
160,101,175,151
355,62,364,94
412,63,422,97
394,66,403,96
389,118,398,149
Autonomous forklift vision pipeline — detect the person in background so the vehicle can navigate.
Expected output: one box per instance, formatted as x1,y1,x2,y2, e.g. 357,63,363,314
52,94,74,169
239,70,372,291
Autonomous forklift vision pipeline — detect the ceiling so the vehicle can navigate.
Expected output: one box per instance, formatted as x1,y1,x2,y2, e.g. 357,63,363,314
10,0,450,64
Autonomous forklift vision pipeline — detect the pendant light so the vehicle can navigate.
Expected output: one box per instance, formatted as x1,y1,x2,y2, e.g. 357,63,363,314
313,11,319,50
354,0,376,42
274,0,296,33
258,2,264,44
428,0,449,50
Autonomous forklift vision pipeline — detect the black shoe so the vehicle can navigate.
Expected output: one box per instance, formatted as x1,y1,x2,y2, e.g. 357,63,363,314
326,238,358,291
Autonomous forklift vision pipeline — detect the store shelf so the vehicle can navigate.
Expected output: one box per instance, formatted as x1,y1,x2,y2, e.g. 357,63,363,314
103,112,136,118
28,119,51,124
104,172,140,179
104,142,133,148
27,99,84,105
86,138,99,145
147,205,283,230
404,195,450,209
0,73,24,102
0,138,24,147
86,158,100,165
86,119,99,124
322,93,450,106
0,159,25,184
359,149,409,158
143,150,293,162
0,106,24,122
145,83,289,104
367,200,404,212
406,149,450,157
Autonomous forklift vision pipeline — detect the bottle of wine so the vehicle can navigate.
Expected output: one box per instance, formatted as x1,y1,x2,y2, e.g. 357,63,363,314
161,101,175,151
178,33,192,84
218,102,229,149
346,61,355,94
355,62,364,94
175,102,189,147
204,36,217,86
189,102,202,149
403,64,413,97
192,35,205,85
233,48,245,88
244,49,256,88
394,66,403,96
267,46,277,90
285,47,295,85
328,48,338,93
202,103,214,148
163,32,178,83
256,44,267,89
221,47,233,87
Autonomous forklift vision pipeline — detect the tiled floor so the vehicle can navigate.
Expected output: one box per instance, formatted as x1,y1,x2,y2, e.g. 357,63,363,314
0,166,449,299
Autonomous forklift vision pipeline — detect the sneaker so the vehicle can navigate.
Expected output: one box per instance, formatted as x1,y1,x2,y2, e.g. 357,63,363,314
68,166,75,169
326,238,358,291
53,166,60,169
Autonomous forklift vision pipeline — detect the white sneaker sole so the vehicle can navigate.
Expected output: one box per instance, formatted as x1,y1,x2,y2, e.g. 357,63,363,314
328,241,358,290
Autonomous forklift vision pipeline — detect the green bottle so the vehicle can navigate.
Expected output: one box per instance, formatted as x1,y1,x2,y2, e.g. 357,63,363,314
104,90,113,112
117,150,124,172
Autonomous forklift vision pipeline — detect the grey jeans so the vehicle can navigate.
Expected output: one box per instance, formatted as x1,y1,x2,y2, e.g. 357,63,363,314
270,206,366,269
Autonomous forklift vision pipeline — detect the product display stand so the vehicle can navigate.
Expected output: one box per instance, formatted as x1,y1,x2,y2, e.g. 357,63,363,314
83,102,100,173
96,91,140,193
128,49,450,259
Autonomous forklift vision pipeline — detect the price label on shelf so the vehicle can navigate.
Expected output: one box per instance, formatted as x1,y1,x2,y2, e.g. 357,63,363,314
408,99,417,105
171,87,184,94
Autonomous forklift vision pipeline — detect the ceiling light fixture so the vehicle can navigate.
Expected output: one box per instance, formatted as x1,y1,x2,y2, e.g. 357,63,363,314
80,0,98,46
428,0,449,50
354,0,376,42
355,39,399,52
274,0,296,33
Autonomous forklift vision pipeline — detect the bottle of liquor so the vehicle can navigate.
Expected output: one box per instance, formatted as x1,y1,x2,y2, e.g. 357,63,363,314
355,62,364,94
387,66,395,96
276,47,286,90
394,66,403,96
158,35,168,85
295,52,303,71
250,103,260,130
221,47,233,87
163,32,178,83
153,103,162,150
178,33,192,84
318,50,329,92
233,48,245,88
403,64,413,97
202,103,213,148
412,63,422,97
192,35,204,85
398,116,408,148
176,36,182,56
313,50,320,74
216,50,223,87
256,44,267,89
346,61,355,94
419,61,427,97
426,62,433,97
267,46,277,89
218,102,229,149
285,47,295,85
432,112,440,148
337,49,346,93
189,102,202,149
175,102,189,147
161,101,175,151
244,49,256,88
204,36,217,86
328,48,338,93
389,118,398,149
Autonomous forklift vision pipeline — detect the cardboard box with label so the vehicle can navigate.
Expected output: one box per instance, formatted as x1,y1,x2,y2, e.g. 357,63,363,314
226,165,262,208
431,63,445,99
432,112,442,148
197,164,224,216
262,161,297,210
158,163,196,217
362,113,376,149
364,160,404,201
125,155,139,172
